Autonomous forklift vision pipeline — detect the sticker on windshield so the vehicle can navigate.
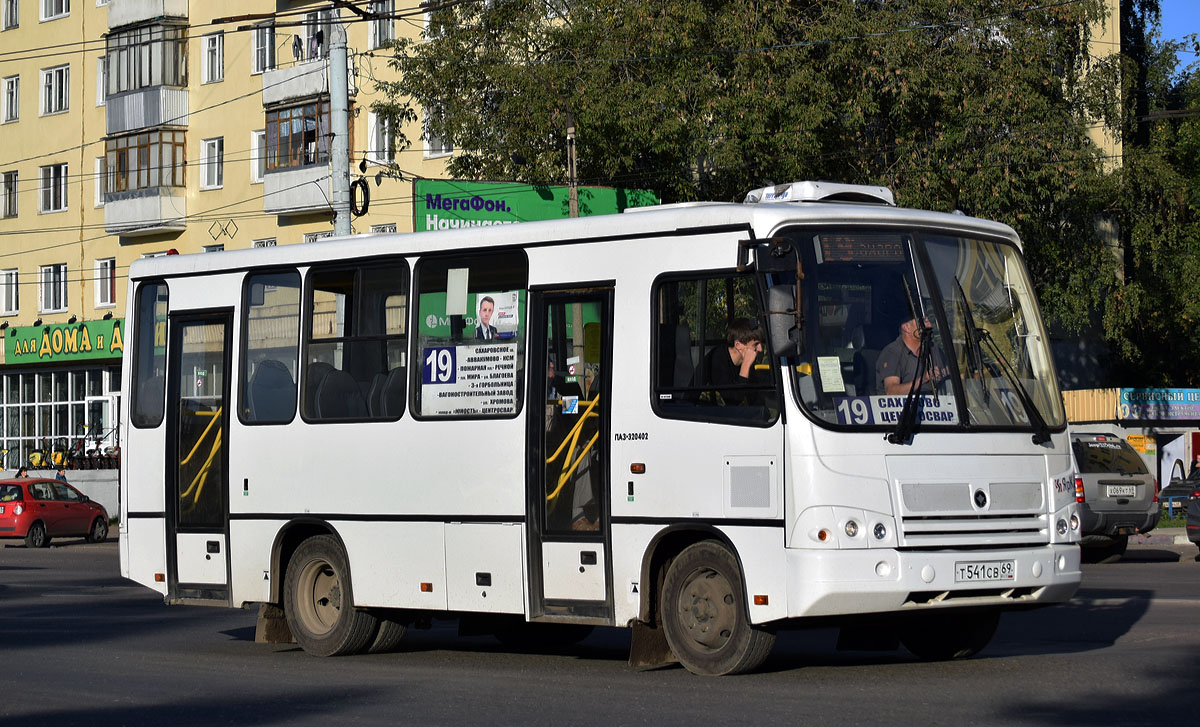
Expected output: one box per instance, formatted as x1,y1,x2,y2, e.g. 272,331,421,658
834,395,960,426
817,356,845,393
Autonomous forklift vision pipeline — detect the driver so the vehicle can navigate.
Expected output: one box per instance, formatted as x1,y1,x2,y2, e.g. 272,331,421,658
876,316,948,395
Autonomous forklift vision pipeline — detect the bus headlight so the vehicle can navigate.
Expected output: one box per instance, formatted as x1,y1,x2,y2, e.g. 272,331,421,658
1069,514,1079,532
1056,519,1068,535
873,523,887,540
844,520,859,538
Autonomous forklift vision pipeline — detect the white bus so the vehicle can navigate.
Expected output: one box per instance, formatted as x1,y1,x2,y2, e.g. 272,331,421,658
119,181,1081,675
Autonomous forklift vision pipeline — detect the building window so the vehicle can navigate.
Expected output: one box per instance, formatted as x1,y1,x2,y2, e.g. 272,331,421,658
95,57,105,106
202,137,224,189
0,269,18,315
104,129,185,195
202,32,224,84
1,171,15,218
38,163,67,213
2,75,17,122
250,129,266,184
304,231,334,244
425,107,452,157
40,64,68,115
95,258,116,307
40,0,67,22
303,11,330,61
265,101,353,172
105,24,187,95
370,223,396,234
203,244,224,253
252,24,275,74
370,1,394,49
369,111,394,164
38,263,68,313
252,238,276,248
2,0,18,31
93,157,104,207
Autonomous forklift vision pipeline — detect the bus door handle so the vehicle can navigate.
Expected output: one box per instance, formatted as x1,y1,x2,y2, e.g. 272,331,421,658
580,551,597,566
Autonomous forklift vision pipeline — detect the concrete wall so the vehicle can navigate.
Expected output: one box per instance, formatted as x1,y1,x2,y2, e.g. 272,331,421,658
6,470,120,520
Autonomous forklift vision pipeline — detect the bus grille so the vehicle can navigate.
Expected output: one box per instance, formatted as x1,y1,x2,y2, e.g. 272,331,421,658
898,513,1048,548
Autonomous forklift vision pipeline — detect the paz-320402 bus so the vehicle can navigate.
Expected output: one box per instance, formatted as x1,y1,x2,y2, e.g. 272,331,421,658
120,181,1081,675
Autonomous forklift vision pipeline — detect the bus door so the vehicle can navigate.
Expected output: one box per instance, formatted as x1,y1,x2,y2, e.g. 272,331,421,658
528,287,613,621
165,312,232,603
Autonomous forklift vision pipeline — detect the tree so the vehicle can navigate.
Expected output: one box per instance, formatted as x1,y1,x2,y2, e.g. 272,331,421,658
376,0,1179,381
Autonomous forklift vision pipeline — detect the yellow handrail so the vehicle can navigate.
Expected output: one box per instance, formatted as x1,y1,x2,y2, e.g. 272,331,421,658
546,432,599,504
180,427,222,513
544,395,602,504
545,396,600,464
180,407,222,467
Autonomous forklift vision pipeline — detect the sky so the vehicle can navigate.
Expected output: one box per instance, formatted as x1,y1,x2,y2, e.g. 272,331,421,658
1159,0,1200,71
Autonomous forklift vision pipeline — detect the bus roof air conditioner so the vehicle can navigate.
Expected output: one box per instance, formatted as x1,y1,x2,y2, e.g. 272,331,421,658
743,181,895,207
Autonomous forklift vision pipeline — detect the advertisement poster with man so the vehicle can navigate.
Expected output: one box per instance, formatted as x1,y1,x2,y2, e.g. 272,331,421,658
420,290,523,416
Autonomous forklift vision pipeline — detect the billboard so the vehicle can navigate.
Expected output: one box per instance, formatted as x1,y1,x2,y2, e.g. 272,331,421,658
414,180,659,232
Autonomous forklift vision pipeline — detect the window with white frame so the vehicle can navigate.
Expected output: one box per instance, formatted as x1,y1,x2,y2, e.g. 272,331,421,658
203,244,224,253
202,137,224,189
96,0,108,6
40,64,68,115
1,171,15,218
304,231,334,244
252,24,275,74
303,11,331,61
425,107,452,157
252,238,277,248
423,2,449,41
2,0,18,31
95,57,104,106
0,269,17,315
369,111,394,163
370,223,396,234
38,163,67,212
38,263,68,313
2,75,17,122
40,0,67,22
93,157,104,207
250,129,265,183
105,24,187,95
202,33,224,84
370,1,394,49
95,258,116,307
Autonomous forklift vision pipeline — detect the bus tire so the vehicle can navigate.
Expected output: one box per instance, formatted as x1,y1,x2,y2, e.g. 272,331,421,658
660,540,775,676
284,535,379,657
900,609,1000,661
368,618,407,653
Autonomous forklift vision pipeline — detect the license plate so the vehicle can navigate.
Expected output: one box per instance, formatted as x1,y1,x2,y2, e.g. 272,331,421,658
1107,485,1137,497
954,560,1015,583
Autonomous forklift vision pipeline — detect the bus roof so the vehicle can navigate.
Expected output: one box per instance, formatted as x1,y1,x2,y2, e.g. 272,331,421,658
128,199,1021,281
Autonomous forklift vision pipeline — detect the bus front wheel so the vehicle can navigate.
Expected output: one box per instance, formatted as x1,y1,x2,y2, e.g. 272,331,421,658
900,609,1000,661
284,535,379,657
660,540,775,676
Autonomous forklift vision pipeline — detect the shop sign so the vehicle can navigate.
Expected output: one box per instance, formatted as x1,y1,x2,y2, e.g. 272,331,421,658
4,318,125,363
1118,388,1200,421
414,180,659,232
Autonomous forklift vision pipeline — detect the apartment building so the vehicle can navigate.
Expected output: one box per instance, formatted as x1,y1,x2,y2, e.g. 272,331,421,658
0,0,450,467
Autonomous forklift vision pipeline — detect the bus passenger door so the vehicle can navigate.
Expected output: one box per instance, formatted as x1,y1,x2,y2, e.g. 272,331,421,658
528,288,613,621
165,312,232,604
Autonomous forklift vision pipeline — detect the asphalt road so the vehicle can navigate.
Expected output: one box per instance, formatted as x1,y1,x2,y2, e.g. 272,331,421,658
1,537,1196,726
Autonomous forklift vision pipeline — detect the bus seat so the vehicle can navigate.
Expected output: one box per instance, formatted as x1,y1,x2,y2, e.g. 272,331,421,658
378,368,405,417
247,360,296,421
366,373,386,416
315,368,368,419
304,362,335,414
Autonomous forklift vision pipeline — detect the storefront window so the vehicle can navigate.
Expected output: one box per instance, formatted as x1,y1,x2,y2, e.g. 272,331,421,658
0,366,122,469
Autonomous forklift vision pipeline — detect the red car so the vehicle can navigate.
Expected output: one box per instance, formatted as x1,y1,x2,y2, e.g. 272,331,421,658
0,478,110,548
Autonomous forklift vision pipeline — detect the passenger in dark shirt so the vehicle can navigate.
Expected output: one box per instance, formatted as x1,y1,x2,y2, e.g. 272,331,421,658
703,318,765,406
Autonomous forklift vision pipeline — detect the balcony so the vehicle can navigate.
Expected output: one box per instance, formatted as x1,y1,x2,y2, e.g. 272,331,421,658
263,166,332,216
104,189,186,237
107,87,188,136
107,0,188,31
263,59,356,108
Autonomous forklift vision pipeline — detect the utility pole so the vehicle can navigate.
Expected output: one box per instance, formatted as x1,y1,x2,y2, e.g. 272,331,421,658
330,15,351,236
566,111,578,218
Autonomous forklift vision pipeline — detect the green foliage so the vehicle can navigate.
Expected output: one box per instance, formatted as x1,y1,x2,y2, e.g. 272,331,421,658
371,0,1200,384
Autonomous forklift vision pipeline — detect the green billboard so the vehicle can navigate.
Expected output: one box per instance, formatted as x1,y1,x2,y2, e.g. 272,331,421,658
414,180,659,232
5,318,125,364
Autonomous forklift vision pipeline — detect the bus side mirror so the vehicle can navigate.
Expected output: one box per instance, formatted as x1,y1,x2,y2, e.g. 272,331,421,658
767,285,803,358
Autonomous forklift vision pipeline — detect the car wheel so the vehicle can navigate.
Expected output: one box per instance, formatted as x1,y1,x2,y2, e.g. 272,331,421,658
900,609,1000,660
1082,534,1129,564
24,521,50,549
283,535,379,657
660,540,775,676
86,517,109,543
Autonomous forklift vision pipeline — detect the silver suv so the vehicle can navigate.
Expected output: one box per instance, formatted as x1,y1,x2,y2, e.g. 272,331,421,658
1069,431,1160,562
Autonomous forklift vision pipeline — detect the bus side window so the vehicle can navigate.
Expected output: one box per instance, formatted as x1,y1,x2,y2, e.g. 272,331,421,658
302,261,409,422
652,273,778,426
412,250,527,419
239,271,301,425
130,281,168,429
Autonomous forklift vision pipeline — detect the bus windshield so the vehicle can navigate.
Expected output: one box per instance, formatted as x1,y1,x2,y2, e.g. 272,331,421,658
766,227,1065,433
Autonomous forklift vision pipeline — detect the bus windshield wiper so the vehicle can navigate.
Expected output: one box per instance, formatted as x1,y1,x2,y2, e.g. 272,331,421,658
953,277,987,385
975,329,1051,445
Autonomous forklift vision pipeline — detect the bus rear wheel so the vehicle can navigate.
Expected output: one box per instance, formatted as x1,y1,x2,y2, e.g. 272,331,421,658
900,609,1000,661
660,540,775,676
284,535,379,657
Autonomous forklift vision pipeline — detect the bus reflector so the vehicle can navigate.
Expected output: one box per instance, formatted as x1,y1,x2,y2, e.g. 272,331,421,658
420,582,433,592
753,595,768,606
630,463,646,474
1074,477,1085,503
155,573,165,582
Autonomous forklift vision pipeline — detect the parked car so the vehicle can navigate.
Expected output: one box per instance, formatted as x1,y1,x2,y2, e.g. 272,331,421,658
0,478,109,548
1069,431,1159,562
